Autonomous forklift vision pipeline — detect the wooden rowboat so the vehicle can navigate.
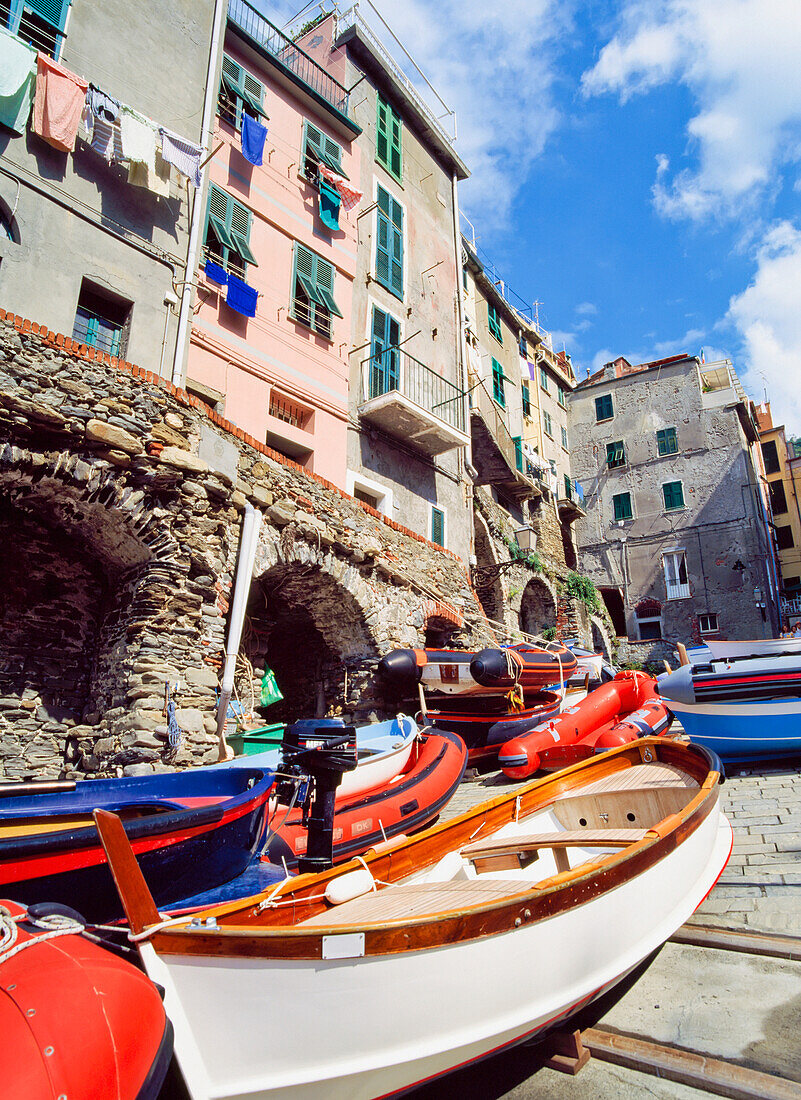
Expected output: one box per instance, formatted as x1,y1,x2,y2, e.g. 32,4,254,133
95,737,731,1100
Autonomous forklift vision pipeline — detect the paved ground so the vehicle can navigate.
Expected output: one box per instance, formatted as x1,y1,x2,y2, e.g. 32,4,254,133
425,745,801,1098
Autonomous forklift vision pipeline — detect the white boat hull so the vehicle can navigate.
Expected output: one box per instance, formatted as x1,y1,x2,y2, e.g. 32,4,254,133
143,807,731,1100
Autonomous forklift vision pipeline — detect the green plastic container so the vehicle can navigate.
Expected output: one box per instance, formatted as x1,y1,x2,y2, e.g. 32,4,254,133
228,723,286,757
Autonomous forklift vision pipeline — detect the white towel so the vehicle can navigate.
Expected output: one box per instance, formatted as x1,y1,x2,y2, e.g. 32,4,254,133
120,105,156,170
159,127,202,188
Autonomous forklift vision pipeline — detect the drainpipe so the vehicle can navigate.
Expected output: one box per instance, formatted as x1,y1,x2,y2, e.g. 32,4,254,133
216,502,263,761
451,171,476,557
171,0,227,387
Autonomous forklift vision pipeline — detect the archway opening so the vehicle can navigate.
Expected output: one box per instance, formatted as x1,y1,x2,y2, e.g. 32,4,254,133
519,577,556,637
472,513,504,626
591,620,610,659
243,562,380,725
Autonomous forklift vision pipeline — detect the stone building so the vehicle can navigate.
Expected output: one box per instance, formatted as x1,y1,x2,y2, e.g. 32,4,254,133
0,0,218,376
186,0,361,489
296,6,473,562
756,402,801,622
570,353,781,658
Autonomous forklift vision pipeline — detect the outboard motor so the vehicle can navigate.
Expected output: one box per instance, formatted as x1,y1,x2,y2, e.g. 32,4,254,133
281,722,358,875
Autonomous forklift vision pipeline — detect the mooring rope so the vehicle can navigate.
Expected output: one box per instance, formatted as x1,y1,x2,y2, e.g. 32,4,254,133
0,905,86,965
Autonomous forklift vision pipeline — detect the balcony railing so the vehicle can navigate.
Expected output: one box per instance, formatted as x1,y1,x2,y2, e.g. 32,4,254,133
228,0,350,117
666,582,691,600
1,2,65,58
781,596,801,616
469,380,524,476
362,348,465,434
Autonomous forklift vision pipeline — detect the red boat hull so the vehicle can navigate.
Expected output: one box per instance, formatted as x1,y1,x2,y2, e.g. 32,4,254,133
498,671,672,778
0,900,171,1099
265,729,467,868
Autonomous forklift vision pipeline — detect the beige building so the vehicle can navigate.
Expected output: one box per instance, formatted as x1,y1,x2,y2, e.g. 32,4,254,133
756,403,801,620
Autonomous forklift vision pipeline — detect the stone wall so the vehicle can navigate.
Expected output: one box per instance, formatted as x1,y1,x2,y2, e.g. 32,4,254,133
0,311,492,779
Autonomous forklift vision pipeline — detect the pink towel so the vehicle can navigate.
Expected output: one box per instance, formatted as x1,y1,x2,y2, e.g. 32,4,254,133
32,53,88,152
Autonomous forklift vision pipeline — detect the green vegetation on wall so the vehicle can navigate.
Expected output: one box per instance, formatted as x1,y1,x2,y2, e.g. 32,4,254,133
561,571,601,614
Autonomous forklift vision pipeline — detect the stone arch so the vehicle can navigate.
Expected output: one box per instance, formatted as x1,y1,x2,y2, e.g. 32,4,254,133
472,512,504,626
519,575,558,637
591,617,612,660
243,532,383,725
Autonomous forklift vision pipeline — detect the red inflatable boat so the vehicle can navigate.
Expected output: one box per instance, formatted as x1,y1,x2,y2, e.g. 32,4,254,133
265,728,466,868
0,899,171,1099
379,642,577,698
498,671,672,779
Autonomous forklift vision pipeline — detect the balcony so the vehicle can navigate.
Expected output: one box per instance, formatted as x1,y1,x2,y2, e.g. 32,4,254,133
359,350,468,456
469,381,538,502
228,0,354,126
558,479,586,523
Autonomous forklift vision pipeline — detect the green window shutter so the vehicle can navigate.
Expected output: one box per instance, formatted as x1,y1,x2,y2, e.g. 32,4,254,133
488,304,503,343
595,393,613,421
221,54,265,128
491,358,505,407
370,306,400,396
431,507,445,547
389,110,402,179
376,97,389,169
292,243,341,334
377,96,401,180
522,382,531,418
558,386,566,406
242,71,266,118
543,410,552,436
304,121,344,174
512,436,523,472
26,0,69,28
314,256,343,318
606,441,625,467
230,201,257,267
613,492,632,521
539,366,548,391
564,474,572,499
375,186,403,298
657,427,678,455
663,481,684,510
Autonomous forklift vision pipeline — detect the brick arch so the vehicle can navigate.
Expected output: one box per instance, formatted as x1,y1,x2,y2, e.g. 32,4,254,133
519,575,558,637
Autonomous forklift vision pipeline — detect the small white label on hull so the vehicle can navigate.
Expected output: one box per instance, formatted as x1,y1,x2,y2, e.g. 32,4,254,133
322,933,366,959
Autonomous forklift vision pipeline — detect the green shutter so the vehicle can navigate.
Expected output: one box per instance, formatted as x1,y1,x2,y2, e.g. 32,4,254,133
375,186,403,298
613,492,632,521
370,306,400,396
221,54,265,127
606,441,625,467
522,382,531,418
564,474,572,499
431,507,445,547
26,0,68,28
663,481,684,510
657,427,678,455
539,366,548,391
595,393,613,421
389,111,402,179
376,97,389,168
513,436,523,472
304,121,344,175
377,95,402,181
491,358,505,407
293,243,341,332
488,304,503,343
229,201,257,266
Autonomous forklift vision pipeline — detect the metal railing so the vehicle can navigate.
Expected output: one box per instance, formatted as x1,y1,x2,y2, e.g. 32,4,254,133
781,596,801,615
228,0,351,116
1,2,65,58
666,582,691,600
469,379,535,485
362,348,465,433
336,3,456,145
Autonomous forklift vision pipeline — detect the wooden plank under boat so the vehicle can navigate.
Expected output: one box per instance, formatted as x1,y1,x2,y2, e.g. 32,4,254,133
94,737,732,1100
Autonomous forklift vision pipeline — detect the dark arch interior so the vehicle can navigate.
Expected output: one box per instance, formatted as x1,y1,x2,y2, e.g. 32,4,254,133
472,515,504,625
519,577,556,637
242,563,380,725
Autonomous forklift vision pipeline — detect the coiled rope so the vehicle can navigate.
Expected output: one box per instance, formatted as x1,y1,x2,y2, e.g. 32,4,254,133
0,905,86,965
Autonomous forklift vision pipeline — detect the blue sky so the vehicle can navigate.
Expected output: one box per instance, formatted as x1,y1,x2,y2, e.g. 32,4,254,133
279,1,801,432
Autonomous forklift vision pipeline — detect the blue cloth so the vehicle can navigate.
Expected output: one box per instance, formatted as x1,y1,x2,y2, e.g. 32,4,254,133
318,177,341,231
204,259,228,285
241,113,266,166
226,274,258,317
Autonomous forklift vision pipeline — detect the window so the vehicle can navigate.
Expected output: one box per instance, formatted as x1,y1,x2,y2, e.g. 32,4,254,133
291,242,342,338
561,425,568,450
512,436,523,472
487,303,503,344
491,357,505,408
613,492,632,521
657,427,678,456
557,385,567,407
606,441,625,468
595,393,614,421
5,0,70,58
430,506,445,547
563,473,572,500
777,525,795,550
376,94,402,181
663,550,690,599
375,185,403,298
72,279,132,358
203,185,258,278
269,392,311,430
301,120,344,183
539,365,549,392
522,381,531,419
662,481,685,511
761,440,780,475
770,480,788,515
519,334,528,357
699,613,719,634
543,410,553,437
369,306,400,398
219,54,266,132
636,611,662,640
354,487,379,509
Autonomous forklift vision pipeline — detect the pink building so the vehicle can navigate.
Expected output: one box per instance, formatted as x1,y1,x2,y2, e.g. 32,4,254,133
186,0,361,488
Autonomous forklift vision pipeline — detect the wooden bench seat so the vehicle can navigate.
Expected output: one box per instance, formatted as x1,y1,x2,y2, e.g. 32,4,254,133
461,828,648,874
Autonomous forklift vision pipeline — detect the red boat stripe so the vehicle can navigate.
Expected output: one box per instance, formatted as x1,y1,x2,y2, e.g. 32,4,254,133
695,673,801,688
1,793,269,885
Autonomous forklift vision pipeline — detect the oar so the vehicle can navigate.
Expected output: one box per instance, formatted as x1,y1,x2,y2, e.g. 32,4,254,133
93,809,160,935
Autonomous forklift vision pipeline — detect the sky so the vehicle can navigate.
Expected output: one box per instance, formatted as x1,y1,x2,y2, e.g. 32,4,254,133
278,0,801,433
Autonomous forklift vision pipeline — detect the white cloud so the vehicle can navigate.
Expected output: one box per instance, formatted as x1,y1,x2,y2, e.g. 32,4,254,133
575,301,598,316
727,220,801,433
582,0,801,222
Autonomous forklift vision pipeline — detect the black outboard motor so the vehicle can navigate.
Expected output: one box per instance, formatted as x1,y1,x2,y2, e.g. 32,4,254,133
281,723,358,875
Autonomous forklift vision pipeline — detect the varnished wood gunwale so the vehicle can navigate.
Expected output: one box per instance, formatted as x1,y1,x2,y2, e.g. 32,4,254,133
142,739,721,960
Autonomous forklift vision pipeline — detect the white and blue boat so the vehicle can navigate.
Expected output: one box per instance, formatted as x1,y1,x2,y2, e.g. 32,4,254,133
657,639,801,760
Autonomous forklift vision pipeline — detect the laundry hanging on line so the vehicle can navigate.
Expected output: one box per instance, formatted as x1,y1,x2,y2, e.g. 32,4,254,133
0,27,36,135
318,176,341,231
318,163,363,212
240,112,267,167
32,53,88,152
226,273,258,318
160,127,202,188
120,104,156,170
204,260,228,286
